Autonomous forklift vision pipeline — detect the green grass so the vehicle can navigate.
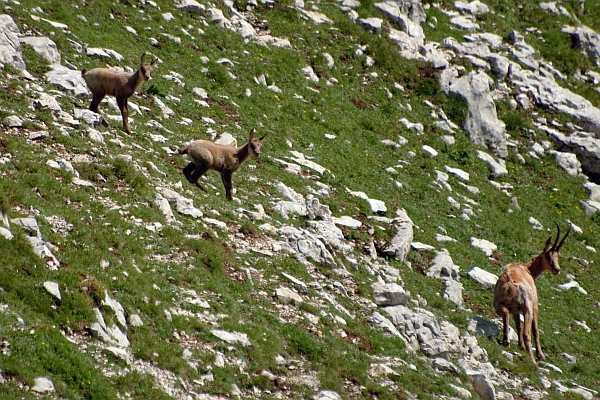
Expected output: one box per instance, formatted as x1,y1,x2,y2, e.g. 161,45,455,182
0,0,599,398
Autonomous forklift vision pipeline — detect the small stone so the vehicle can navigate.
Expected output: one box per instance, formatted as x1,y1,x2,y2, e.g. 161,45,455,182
214,352,225,367
182,348,193,360
31,377,54,393
562,353,577,363
43,281,61,300
280,272,308,293
177,0,206,14
470,237,497,256
467,267,498,289
422,145,438,157
28,131,50,140
102,291,127,328
33,93,62,112
231,383,242,397
466,370,495,400
129,314,143,327
0,227,13,240
211,329,251,347
275,287,303,305
449,383,472,398
3,115,23,127
314,390,343,400
103,346,129,363
193,87,208,99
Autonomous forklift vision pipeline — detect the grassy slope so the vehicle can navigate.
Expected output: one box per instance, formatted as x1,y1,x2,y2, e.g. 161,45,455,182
0,0,599,398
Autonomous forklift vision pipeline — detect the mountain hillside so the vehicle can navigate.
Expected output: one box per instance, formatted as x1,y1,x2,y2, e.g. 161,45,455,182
0,0,599,399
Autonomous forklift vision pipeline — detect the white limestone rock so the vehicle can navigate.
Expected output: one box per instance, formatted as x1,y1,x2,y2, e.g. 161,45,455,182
275,287,303,305
358,18,384,32
477,150,508,175
442,69,507,157
455,0,489,15
554,152,582,176
3,115,23,127
0,15,26,71
466,370,496,400
450,16,479,31
467,267,498,289
382,209,413,261
562,25,600,67
427,251,459,280
20,36,61,64
45,64,88,97
211,329,251,347
470,237,497,256
372,281,409,306
43,281,61,300
129,314,144,327
31,377,54,393
177,0,206,13
102,291,127,328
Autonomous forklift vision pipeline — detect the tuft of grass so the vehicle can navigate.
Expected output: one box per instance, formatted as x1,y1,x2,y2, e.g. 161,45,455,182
436,91,468,125
281,323,325,361
539,29,591,76
20,44,51,78
498,106,532,139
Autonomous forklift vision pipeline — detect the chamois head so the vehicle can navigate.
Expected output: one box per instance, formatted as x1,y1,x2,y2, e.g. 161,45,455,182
541,222,571,275
247,128,269,158
139,53,158,82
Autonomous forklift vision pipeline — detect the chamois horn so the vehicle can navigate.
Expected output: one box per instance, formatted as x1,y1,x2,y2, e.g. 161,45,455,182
556,223,571,251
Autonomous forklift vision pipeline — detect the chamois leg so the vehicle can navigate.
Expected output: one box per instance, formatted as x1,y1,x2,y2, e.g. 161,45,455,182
89,92,108,126
188,162,210,191
500,308,510,346
514,314,525,350
532,314,546,361
117,97,130,133
221,170,234,201
182,162,196,182
522,314,536,364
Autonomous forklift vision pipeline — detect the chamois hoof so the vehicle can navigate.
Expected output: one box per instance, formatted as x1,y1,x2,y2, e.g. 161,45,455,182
194,183,207,192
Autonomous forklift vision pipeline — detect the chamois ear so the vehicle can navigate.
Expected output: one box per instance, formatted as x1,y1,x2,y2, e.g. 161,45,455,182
259,132,269,141
151,57,159,66
140,53,147,65
248,128,256,141
543,236,553,252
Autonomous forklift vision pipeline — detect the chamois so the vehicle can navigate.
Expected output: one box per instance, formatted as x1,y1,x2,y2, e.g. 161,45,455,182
175,129,268,201
81,53,158,134
493,222,571,363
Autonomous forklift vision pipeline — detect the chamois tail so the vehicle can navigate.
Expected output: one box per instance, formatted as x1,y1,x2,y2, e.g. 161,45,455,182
170,145,188,155
503,284,516,299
